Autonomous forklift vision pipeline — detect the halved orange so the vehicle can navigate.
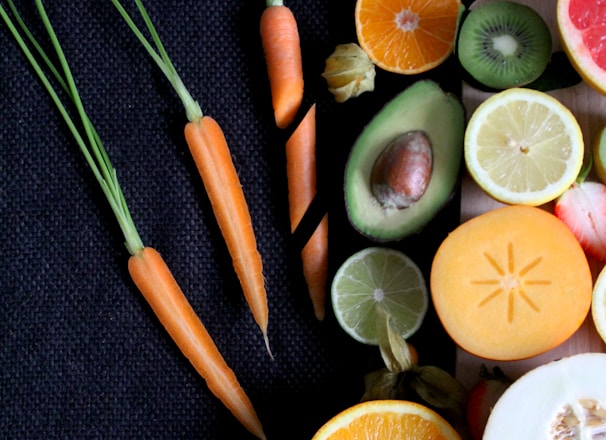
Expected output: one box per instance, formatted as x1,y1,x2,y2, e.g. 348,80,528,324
355,0,463,74
312,399,461,440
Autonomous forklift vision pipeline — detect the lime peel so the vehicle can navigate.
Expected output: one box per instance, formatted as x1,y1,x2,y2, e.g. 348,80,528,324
331,247,428,346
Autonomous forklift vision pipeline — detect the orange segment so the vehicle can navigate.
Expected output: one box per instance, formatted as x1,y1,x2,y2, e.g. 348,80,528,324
430,205,592,361
312,400,461,440
355,0,463,74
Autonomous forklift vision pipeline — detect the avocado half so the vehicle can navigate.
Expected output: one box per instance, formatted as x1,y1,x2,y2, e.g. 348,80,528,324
344,80,465,242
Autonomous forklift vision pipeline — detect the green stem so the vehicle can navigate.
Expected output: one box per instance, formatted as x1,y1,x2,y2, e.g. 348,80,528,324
0,0,144,256
576,150,593,184
111,0,202,122
266,0,284,7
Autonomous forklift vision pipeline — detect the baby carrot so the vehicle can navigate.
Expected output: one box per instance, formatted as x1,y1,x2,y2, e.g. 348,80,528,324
285,104,328,320
0,2,266,439
128,248,266,439
260,0,304,129
112,0,271,355
184,116,268,344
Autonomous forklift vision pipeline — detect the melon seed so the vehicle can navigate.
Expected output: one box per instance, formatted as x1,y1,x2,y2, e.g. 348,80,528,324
370,130,433,209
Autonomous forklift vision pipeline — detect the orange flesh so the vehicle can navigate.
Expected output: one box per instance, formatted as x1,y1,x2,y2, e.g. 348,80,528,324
355,0,462,74
329,413,447,438
430,205,592,361
312,400,460,440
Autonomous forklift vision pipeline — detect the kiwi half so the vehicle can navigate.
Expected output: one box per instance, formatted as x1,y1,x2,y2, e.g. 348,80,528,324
457,1,552,90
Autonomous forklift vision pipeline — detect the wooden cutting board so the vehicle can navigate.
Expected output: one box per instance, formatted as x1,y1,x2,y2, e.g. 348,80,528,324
457,0,606,393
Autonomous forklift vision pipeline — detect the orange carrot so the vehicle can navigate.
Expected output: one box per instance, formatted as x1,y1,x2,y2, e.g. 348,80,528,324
184,116,268,344
1,2,267,438
260,0,304,129
285,104,328,320
112,0,271,355
129,247,266,439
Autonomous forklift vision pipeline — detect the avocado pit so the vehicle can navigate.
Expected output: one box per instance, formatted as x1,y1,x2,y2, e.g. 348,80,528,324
370,130,433,209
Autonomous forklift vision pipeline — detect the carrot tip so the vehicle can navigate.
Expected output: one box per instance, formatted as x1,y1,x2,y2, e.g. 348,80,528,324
313,307,325,322
263,332,274,359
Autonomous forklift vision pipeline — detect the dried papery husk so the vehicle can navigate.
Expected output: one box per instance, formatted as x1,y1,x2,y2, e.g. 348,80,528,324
322,43,375,103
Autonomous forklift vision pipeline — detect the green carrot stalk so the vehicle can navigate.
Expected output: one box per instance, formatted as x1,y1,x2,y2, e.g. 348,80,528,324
111,0,272,356
0,2,266,438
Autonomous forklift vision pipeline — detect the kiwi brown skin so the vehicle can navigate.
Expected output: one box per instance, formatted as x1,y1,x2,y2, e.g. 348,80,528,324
457,1,552,90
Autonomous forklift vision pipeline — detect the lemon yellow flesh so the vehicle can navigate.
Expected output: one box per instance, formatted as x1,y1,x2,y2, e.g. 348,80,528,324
465,88,583,206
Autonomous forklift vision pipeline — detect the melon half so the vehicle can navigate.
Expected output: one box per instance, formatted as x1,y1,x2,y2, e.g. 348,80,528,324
484,353,606,438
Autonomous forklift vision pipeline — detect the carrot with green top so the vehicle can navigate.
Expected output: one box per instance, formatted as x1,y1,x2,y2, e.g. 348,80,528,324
111,0,271,355
285,104,328,320
260,0,304,129
0,2,266,438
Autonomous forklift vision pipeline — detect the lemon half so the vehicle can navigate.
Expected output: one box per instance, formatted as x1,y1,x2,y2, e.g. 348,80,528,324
465,88,584,206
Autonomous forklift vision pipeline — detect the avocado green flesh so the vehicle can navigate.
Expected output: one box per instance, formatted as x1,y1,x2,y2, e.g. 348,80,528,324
344,80,465,242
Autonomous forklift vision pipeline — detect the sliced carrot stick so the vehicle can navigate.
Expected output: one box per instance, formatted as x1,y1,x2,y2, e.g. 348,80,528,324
1,2,267,438
260,0,304,129
184,116,269,348
285,104,328,320
301,215,329,320
129,247,266,440
111,0,271,355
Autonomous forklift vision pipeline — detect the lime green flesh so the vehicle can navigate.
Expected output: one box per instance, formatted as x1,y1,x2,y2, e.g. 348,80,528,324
331,247,428,345
344,80,465,241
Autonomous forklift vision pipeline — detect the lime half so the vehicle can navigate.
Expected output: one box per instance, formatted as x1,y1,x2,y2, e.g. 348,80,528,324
331,247,428,345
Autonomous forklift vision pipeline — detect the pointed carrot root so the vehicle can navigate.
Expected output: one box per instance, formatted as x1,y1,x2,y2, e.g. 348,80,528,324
285,104,328,320
128,247,266,440
183,116,271,355
260,3,304,129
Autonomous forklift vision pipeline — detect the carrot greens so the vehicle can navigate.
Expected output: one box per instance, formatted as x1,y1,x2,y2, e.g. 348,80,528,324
112,0,272,355
0,2,266,438
111,0,201,122
0,0,143,256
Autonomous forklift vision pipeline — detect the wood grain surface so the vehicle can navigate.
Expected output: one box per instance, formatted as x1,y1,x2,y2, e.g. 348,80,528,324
457,0,606,393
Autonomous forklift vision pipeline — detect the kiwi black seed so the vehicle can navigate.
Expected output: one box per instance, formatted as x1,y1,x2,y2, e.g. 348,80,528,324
457,1,552,90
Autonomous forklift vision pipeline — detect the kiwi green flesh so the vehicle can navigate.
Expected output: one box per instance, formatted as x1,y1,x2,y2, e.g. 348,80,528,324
458,1,552,90
344,80,465,242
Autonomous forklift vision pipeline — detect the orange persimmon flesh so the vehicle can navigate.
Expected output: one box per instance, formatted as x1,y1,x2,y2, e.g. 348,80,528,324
430,205,592,361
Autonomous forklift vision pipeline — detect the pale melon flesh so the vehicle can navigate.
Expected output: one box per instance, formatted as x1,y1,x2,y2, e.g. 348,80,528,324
484,353,606,439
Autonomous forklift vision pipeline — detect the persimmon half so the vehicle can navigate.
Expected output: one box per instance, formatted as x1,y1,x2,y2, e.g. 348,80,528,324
430,205,592,361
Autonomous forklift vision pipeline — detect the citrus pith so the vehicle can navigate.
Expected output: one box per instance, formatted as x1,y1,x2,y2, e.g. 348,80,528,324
355,0,463,74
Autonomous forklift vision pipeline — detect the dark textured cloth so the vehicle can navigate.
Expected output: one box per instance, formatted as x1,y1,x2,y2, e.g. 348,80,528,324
1,1,461,438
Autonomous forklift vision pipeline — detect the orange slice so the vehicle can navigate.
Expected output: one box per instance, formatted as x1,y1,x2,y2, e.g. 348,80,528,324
430,205,592,361
355,0,463,74
312,399,461,440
